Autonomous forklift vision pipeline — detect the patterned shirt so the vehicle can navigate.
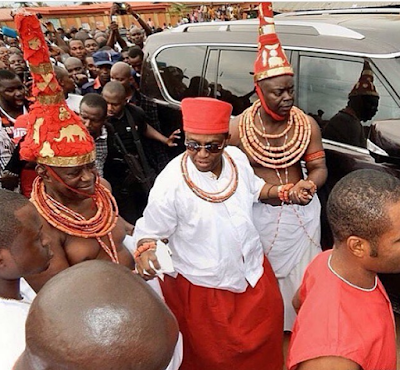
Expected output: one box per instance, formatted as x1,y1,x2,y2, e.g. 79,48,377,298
95,126,108,177
0,122,14,174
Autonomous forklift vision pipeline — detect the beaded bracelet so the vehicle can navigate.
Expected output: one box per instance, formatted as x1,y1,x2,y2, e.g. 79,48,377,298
278,183,294,203
134,241,157,260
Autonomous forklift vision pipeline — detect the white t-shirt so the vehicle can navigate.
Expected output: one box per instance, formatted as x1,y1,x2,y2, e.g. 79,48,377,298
0,279,36,370
66,93,83,114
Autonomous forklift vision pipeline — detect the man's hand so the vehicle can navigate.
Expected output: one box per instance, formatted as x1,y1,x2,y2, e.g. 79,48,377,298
165,129,181,147
109,22,119,33
73,74,88,87
289,179,316,205
134,239,160,280
125,3,135,16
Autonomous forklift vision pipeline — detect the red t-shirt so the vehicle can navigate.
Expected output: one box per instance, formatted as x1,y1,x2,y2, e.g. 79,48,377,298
287,250,396,370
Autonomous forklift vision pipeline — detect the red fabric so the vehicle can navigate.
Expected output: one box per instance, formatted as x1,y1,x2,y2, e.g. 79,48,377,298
160,258,284,370
15,10,62,99
287,250,396,370
20,168,37,198
13,114,29,144
254,2,293,82
181,97,232,134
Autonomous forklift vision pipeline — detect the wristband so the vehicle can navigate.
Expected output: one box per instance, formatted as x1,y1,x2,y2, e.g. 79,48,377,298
134,241,156,260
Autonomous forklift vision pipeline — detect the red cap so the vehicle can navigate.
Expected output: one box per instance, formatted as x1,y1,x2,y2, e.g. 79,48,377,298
182,98,232,134
15,9,95,167
254,2,293,82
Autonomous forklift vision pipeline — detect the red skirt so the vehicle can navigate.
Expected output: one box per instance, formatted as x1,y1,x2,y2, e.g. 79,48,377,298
160,258,284,370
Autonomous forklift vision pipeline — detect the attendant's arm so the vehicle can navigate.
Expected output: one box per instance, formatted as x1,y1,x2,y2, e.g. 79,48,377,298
144,124,181,147
297,357,360,370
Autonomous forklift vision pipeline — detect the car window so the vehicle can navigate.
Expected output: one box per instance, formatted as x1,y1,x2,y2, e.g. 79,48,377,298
372,75,400,122
205,48,257,115
155,45,207,101
298,55,363,124
298,54,400,122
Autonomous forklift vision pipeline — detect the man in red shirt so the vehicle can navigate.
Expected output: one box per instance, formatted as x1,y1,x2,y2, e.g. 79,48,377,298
287,169,399,370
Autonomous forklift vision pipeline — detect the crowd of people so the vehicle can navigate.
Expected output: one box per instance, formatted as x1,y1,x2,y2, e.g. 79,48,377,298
0,2,398,370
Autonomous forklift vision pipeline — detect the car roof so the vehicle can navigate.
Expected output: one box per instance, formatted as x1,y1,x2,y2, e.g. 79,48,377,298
145,10,400,57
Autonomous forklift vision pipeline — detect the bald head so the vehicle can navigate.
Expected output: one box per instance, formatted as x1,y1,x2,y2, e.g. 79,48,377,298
111,62,133,91
16,261,178,370
64,56,84,78
102,80,126,100
111,62,131,78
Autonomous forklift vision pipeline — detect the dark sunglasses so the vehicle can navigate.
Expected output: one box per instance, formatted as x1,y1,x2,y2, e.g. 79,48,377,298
185,141,225,154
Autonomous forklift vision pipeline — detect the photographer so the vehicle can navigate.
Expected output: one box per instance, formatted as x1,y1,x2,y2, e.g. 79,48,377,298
110,2,153,49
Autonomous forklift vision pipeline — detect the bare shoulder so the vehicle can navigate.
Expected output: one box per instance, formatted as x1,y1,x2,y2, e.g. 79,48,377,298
229,115,241,146
100,177,112,191
297,356,361,370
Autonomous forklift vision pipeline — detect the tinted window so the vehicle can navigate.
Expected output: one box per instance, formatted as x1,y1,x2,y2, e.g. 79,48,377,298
205,48,257,115
155,45,207,101
298,55,400,124
298,55,363,123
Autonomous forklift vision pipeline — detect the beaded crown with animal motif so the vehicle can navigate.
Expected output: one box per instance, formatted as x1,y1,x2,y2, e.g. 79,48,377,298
15,9,95,167
254,2,293,82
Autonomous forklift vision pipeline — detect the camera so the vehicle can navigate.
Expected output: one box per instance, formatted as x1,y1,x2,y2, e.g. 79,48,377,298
115,3,127,15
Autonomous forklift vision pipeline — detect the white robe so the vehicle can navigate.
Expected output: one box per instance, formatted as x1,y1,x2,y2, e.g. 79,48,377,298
133,146,266,293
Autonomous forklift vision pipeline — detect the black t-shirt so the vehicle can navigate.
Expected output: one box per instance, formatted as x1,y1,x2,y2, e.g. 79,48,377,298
107,104,148,156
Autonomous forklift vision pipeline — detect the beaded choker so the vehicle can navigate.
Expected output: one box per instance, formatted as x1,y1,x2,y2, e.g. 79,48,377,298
31,177,120,263
239,100,311,169
181,152,238,203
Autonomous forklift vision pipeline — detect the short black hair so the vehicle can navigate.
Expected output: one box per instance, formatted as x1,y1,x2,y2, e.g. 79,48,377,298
84,38,98,46
128,46,143,59
102,81,126,99
0,190,29,249
327,169,400,246
80,93,107,117
0,69,18,82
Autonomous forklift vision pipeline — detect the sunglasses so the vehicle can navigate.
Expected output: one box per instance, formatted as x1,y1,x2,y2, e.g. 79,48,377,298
185,141,225,154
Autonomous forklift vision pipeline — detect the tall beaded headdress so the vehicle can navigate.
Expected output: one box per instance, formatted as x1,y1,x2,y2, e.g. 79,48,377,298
15,9,95,167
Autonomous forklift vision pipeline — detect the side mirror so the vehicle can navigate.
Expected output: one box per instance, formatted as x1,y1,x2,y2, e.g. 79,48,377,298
368,119,400,165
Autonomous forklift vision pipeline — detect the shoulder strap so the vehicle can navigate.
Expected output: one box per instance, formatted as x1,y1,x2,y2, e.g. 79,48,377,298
124,106,153,176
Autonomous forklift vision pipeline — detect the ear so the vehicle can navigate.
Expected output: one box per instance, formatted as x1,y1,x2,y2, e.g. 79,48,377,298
36,164,50,181
225,134,231,145
0,248,9,270
347,236,368,258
